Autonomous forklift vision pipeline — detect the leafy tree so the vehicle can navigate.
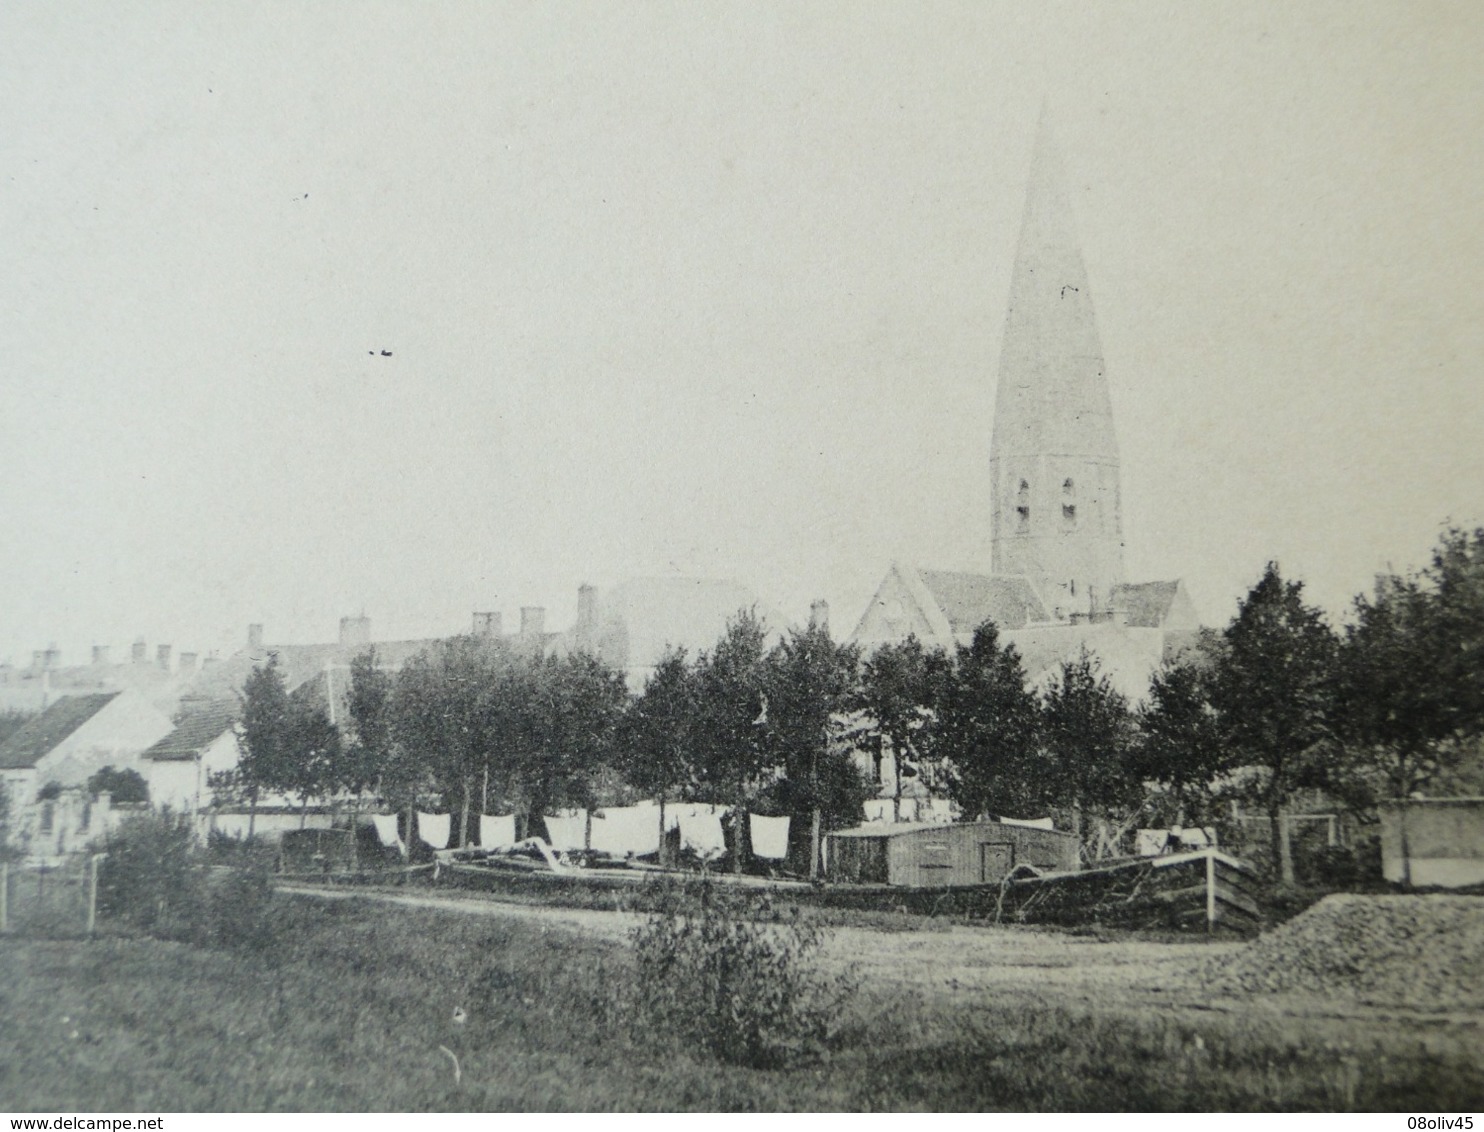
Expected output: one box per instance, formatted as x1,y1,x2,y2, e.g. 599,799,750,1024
762,624,866,875
858,637,952,819
1131,653,1226,825
937,622,1042,821
280,695,343,828
619,648,701,836
691,610,774,872
511,653,627,839
86,765,149,804
1039,650,1139,835
1208,563,1337,883
343,648,396,802
392,636,508,846
1327,528,1484,876
238,654,291,838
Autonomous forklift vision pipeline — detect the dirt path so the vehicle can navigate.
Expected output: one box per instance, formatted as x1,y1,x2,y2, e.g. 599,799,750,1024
278,882,1230,1001
276,882,1484,1036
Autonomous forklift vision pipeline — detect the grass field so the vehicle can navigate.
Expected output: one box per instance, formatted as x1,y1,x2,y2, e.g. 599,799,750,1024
2,891,1481,1111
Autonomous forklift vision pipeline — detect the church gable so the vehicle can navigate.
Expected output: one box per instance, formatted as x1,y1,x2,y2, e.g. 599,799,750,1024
850,565,953,652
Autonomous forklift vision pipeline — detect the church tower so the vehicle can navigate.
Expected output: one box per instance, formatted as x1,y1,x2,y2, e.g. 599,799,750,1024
989,119,1125,620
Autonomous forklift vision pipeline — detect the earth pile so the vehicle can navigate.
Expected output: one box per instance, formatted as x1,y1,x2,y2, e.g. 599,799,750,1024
1205,893,1484,1011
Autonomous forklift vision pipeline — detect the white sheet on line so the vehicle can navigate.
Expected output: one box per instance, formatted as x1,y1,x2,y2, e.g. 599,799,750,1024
371,813,404,850
679,809,726,858
749,813,790,860
589,803,662,856
417,811,451,850
479,812,516,849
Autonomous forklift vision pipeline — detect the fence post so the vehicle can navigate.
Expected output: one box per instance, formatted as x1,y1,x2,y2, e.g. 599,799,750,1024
1205,850,1217,933
86,854,102,937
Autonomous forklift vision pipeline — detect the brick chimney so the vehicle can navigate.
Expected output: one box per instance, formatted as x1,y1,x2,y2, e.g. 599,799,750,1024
132,638,147,664
809,599,830,633
32,650,45,670
339,615,371,647
520,606,546,640
178,651,198,673
157,644,172,671
247,624,264,650
472,611,503,637
92,645,111,666
42,644,61,669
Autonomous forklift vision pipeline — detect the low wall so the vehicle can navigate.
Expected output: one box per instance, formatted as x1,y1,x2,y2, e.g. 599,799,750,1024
1379,798,1484,888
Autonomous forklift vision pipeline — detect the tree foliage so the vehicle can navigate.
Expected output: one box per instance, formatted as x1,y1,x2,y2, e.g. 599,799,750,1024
86,765,149,804
1039,650,1138,819
937,623,1042,820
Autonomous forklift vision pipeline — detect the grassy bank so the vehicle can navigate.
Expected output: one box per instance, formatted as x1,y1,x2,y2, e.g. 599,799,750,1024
1,894,1479,1111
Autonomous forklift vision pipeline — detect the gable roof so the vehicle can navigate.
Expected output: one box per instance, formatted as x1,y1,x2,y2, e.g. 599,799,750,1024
1109,580,1187,629
916,570,1050,634
0,692,121,770
141,700,238,762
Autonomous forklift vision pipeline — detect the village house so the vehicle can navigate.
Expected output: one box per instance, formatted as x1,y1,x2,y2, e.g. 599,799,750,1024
0,689,174,859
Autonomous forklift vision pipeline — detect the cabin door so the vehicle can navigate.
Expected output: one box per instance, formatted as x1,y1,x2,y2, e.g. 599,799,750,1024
979,842,1014,882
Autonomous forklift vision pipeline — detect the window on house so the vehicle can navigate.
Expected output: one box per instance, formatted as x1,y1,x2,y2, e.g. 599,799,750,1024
1015,505,1030,532
40,802,54,835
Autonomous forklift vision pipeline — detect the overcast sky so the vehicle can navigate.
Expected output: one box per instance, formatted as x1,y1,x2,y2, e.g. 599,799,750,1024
3,1,1482,666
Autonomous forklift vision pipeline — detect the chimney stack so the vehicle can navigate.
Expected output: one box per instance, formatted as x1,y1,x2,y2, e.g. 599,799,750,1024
42,644,61,669
132,638,147,664
178,651,198,673
576,584,598,646
92,645,111,666
472,611,502,637
809,599,830,633
339,615,372,647
520,606,546,640
247,624,264,650
156,644,172,671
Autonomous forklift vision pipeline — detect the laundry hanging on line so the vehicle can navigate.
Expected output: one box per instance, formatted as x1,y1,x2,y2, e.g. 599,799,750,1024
417,811,451,850
749,813,791,860
678,809,726,859
479,813,516,849
371,813,405,853
589,803,662,857
543,811,587,852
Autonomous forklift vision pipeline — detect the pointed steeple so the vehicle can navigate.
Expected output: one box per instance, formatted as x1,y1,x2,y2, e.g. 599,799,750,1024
989,116,1125,619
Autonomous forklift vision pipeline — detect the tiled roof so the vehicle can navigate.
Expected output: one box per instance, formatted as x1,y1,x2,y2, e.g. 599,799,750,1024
1109,580,1183,628
0,692,120,770
916,570,1049,633
141,700,238,762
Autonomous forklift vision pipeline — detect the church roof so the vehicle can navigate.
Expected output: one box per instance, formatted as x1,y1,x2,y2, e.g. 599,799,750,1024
1109,581,1181,628
915,570,1049,634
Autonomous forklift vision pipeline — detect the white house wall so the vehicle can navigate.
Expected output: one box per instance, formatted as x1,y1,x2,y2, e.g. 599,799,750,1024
33,692,174,788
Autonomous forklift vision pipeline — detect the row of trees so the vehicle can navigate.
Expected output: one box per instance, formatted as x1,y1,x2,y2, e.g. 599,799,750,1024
233,526,1484,880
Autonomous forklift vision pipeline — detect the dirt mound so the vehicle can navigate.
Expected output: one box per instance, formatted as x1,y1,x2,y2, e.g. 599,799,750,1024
1205,893,1484,1011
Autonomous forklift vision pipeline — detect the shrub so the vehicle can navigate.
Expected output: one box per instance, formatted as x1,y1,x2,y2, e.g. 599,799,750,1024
630,880,857,1068
98,812,208,942
206,846,281,951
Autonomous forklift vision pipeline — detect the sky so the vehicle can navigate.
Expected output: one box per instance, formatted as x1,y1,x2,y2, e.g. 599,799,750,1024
3,1,1483,666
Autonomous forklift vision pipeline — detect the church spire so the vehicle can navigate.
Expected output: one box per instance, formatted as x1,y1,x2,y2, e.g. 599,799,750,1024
989,116,1125,619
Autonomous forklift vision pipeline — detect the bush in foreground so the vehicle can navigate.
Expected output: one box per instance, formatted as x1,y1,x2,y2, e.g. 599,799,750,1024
98,812,281,949
630,880,858,1068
